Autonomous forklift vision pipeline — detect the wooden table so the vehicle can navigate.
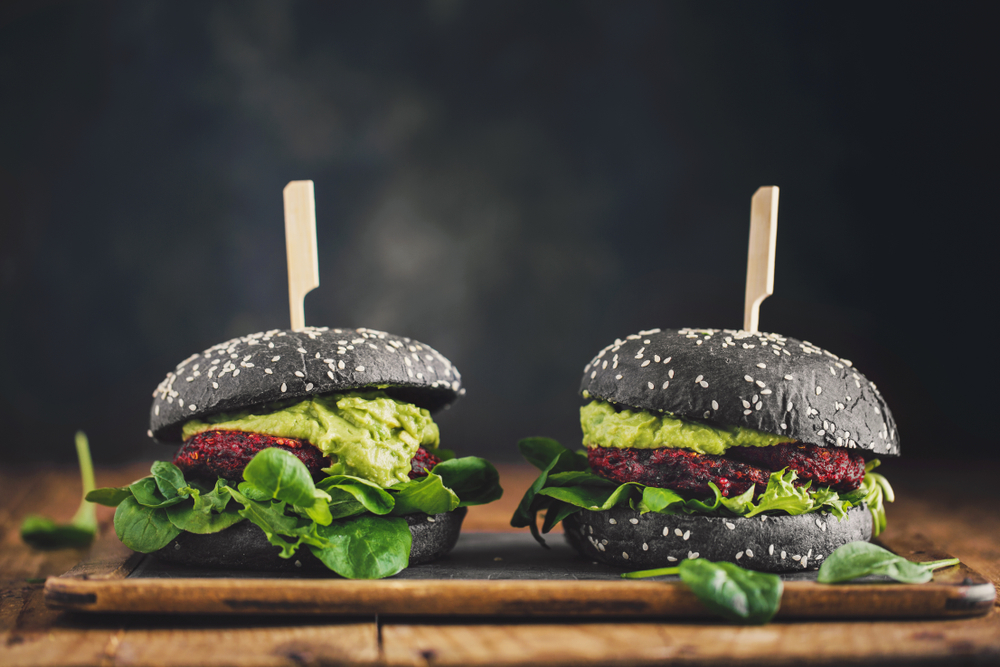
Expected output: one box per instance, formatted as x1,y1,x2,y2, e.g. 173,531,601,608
2,461,998,666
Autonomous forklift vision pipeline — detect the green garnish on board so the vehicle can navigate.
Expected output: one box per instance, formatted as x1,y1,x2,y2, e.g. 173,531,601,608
21,432,98,550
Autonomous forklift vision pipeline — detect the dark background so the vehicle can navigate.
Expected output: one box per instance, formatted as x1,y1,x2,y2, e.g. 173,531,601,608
2,1,997,466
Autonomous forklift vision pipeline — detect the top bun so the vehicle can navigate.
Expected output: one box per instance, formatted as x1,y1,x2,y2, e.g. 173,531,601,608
151,327,462,443
580,328,899,457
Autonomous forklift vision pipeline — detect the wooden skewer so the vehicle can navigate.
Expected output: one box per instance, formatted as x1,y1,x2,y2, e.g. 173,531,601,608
743,186,779,333
283,180,320,331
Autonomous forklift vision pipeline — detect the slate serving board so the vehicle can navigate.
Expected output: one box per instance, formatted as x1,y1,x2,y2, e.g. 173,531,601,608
45,532,995,619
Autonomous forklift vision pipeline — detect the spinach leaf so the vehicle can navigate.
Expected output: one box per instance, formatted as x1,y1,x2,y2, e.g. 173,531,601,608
151,461,188,499
318,475,395,516
510,443,589,545
113,496,181,553
816,541,959,584
242,448,333,526
636,486,687,514
678,559,783,624
432,457,503,507
21,431,99,550
165,504,244,534
389,473,459,516
309,515,411,579
741,469,813,517
128,477,189,508
87,487,132,507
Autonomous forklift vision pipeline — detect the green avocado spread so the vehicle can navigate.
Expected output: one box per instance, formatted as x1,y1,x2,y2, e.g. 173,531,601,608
181,391,439,487
580,400,789,455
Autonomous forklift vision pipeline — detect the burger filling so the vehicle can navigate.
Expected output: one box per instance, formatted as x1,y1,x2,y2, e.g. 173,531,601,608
180,391,439,487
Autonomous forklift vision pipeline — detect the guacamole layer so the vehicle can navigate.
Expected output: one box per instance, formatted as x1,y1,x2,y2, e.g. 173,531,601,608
580,400,789,455
182,391,439,487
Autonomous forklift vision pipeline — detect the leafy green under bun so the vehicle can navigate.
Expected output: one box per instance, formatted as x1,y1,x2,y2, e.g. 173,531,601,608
89,448,502,579
511,437,893,546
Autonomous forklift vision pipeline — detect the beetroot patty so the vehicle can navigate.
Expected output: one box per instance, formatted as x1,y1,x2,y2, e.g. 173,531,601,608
587,446,771,498
727,442,865,491
174,430,439,483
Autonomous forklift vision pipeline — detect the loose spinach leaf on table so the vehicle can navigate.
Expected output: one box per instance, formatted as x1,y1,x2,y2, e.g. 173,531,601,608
816,541,959,584
622,559,783,625
21,432,98,550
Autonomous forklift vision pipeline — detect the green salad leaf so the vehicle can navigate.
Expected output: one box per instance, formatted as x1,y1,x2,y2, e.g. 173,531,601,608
817,541,959,584
622,558,783,624
89,442,502,579
309,515,411,579
512,438,894,545
679,559,783,624
22,432,98,550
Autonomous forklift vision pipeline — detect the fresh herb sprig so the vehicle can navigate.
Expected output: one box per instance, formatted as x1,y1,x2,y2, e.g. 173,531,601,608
817,541,959,584
89,449,502,579
21,432,98,550
622,558,783,624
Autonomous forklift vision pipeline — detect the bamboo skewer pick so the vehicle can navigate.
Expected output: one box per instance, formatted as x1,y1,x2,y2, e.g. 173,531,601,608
283,180,320,331
743,186,779,333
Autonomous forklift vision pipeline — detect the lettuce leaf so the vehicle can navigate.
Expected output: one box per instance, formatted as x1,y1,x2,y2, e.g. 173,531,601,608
512,438,894,544
88,446,503,579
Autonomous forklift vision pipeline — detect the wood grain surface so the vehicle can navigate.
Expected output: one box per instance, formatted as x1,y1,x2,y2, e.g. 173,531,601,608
2,461,999,666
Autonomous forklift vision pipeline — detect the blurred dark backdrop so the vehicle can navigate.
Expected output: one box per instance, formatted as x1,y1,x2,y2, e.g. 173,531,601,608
2,1,997,466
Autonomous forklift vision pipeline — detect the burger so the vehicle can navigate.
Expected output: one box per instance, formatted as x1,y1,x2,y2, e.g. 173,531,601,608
90,326,502,579
512,327,896,572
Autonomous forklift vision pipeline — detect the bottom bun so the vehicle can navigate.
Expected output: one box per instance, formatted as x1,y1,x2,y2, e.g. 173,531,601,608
154,507,467,572
563,505,871,572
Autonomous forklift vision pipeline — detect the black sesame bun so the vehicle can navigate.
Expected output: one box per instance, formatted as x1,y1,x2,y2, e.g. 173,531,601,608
581,328,898,456
564,506,872,573
151,326,462,442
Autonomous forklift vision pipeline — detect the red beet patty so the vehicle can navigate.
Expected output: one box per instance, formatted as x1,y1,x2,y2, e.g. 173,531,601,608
587,446,771,498
727,442,865,491
587,441,865,498
174,430,440,483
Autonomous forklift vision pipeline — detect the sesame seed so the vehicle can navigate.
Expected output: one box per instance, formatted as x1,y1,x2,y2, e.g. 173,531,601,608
700,381,709,388
792,554,801,561
616,374,623,380
622,552,629,559
816,386,822,395
327,371,335,380
232,369,240,377
688,551,699,559
212,382,219,389
648,382,654,390
662,381,669,389
664,357,672,364
769,545,774,555
683,530,690,541
675,528,683,536
265,368,273,375
724,522,735,530
743,410,752,415
642,543,648,551
427,517,436,522
641,360,650,367
629,518,639,524
744,375,754,382
742,400,751,409
609,518,617,525
667,556,677,562
294,371,304,378
189,404,197,411
755,401,762,410
755,380,765,388
306,383,314,391
280,383,287,392
297,347,307,354
736,552,743,560
668,369,674,379
757,363,766,369
356,366,365,372
654,355,661,362
662,527,670,537
781,551,787,559
746,548,754,558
